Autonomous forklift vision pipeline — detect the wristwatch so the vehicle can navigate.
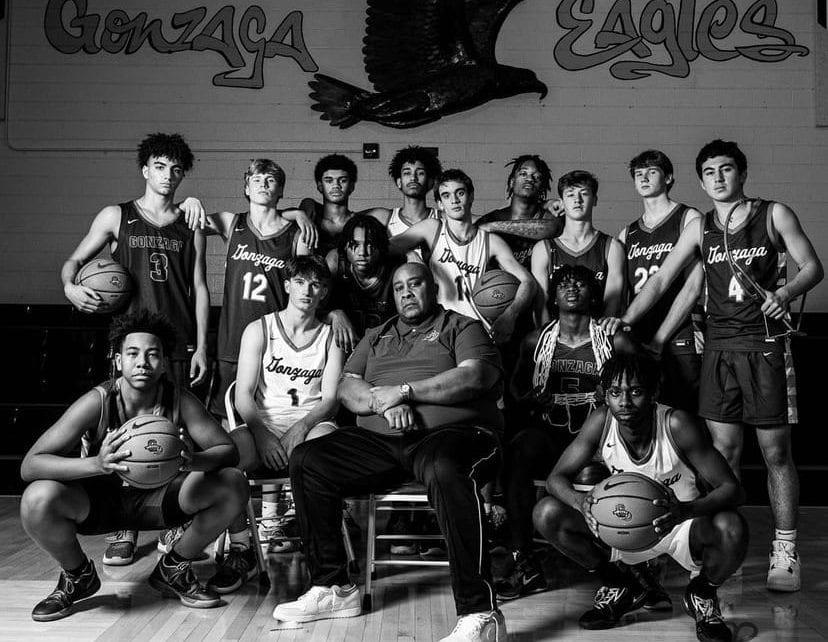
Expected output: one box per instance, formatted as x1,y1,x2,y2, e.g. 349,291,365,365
399,382,412,402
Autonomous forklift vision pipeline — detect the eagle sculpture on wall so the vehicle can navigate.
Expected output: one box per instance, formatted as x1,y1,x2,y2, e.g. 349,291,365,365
308,0,547,129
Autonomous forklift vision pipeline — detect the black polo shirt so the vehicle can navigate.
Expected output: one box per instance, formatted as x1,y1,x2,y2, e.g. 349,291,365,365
344,306,503,435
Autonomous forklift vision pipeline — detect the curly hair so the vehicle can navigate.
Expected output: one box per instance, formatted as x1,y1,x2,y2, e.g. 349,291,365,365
137,133,194,172
599,352,661,393
505,155,552,202
388,146,443,181
338,214,389,259
549,264,602,317
109,309,176,357
314,153,358,184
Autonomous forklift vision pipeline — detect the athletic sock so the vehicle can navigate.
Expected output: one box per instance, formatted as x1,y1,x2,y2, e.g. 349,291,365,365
229,529,251,548
65,557,91,577
262,499,279,521
774,529,797,544
690,572,721,597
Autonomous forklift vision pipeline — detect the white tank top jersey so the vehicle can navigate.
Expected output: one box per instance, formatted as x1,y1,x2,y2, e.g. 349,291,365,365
255,312,332,435
600,403,700,502
387,207,440,261
428,219,490,320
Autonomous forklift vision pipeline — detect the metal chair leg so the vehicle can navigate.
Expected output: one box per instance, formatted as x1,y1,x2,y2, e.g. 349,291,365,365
365,493,377,601
245,497,270,587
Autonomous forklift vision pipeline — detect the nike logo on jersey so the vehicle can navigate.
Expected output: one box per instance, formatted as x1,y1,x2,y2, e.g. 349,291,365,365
127,218,138,224
234,226,245,232
763,352,773,357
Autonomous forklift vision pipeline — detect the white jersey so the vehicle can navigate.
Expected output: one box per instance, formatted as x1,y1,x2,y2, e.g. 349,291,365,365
255,312,332,435
600,403,700,502
387,207,440,261
428,219,490,320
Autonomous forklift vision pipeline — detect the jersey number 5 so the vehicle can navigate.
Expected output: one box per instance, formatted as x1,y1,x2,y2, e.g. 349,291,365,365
242,272,268,302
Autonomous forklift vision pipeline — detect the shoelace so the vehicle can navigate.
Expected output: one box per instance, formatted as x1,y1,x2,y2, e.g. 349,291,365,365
163,559,198,591
593,586,624,609
449,612,491,636
296,586,331,610
770,542,796,568
222,548,251,574
689,593,723,623
111,530,132,543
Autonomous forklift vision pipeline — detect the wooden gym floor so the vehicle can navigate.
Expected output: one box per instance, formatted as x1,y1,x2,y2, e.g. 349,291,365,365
1,497,827,641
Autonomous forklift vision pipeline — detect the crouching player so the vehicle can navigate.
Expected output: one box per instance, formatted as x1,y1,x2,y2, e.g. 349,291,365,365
19,310,247,621
534,353,747,642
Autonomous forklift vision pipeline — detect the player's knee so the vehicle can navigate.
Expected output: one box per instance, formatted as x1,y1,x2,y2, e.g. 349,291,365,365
306,422,336,441
532,495,566,537
760,441,793,469
711,511,747,549
422,455,462,490
217,467,249,508
20,481,63,526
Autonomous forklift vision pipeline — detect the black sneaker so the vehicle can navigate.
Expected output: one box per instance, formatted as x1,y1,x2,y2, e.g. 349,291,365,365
148,553,221,608
207,545,258,594
32,559,101,622
579,570,646,630
495,551,547,601
630,560,673,611
683,578,732,642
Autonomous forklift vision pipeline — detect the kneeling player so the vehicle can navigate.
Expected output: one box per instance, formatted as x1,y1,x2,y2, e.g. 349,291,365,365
209,256,344,591
20,311,247,622
534,354,747,642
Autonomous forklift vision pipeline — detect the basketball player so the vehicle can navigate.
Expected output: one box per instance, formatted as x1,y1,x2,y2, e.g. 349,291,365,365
496,265,614,600
534,353,746,641
601,139,824,592
476,155,563,270
19,310,247,621
182,160,313,427
60,132,210,566
620,150,705,413
273,262,506,640
206,256,344,592
390,169,535,344
361,145,443,261
531,170,625,321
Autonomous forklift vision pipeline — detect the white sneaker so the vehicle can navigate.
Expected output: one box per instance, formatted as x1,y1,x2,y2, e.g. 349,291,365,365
272,584,362,622
440,610,507,642
767,540,801,592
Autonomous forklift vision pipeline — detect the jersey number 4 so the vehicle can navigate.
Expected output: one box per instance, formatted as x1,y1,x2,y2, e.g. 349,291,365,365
242,272,268,302
728,276,746,303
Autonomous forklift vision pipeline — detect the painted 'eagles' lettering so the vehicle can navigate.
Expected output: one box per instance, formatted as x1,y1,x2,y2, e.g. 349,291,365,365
230,244,286,271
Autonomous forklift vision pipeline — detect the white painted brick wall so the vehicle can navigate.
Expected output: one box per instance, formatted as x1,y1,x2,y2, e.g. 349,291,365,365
1,0,827,310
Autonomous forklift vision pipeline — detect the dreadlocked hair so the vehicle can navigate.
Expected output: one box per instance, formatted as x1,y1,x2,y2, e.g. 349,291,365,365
599,352,661,393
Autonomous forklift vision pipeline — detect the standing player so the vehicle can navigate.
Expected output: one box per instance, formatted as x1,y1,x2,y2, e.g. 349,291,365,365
531,171,625,321
621,150,705,413
390,169,535,344
208,256,344,591
602,139,824,592
362,145,443,261
186,159,312,427
534,353,747,642
496,265,614,600
60,132,210,566
19,311,247,621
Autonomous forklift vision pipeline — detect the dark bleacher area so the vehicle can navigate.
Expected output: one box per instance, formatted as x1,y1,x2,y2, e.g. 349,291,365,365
1,305,827,505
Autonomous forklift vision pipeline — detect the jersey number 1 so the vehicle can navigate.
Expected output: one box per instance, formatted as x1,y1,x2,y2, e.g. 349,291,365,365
242,272,267,302
454,275,470,301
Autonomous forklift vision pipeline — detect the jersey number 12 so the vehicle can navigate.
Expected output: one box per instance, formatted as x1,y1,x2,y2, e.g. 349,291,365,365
242,272,267,302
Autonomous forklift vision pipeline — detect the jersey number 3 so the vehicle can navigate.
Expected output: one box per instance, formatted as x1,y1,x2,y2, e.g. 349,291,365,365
149,253,169,282
242,272,268,302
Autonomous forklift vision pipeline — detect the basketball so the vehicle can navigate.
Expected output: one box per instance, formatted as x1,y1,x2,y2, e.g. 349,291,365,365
573,460,611,492
471,270,520,322
75,258,133,313
116,414,183,490
589,471,670,552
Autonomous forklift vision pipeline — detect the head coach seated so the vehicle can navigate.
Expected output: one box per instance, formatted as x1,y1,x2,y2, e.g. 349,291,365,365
273,262,508,641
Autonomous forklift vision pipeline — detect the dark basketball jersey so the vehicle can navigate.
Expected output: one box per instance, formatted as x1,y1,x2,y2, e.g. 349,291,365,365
537,338,600,432
332,257,400,336
701,200,786,347
217,214,297,362
113,202,196,360
543,232,610,298
477,209,541,269
625,204,696,348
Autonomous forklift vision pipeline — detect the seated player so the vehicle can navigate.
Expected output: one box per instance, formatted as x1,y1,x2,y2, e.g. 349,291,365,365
207,256,345,592
273,262,507,641
531,170,625,321
534,353,747,642
19,310,246,622
496,264,614,600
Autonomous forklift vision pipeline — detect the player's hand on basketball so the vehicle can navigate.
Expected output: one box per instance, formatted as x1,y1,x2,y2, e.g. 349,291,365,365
293,209,318,249
490,311,516,345
65,282,104,313
652,486,689,537
178,427,199,472
179,197,206,230
329,310,357,353
580,491,600,538
369,385,403,416
189,348,209,386
383,405,418,433
761,288,789,320
95,427,131,475
256,431,288,471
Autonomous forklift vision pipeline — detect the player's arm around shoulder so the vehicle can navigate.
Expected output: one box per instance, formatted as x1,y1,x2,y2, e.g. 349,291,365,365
667,409,745,517
389,217,440,256
21,389,117,482
547,406,608,508
178,388,238,471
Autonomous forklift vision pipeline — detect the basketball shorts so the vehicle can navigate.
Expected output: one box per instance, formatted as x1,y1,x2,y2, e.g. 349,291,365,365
208,359,238,420
611,517,701,573
76,472,191,535
699,343,797,426
657,345,701,414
